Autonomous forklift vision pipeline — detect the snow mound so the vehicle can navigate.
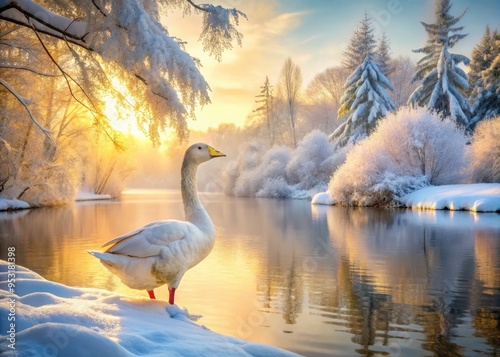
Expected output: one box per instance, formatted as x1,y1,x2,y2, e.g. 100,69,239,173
402,183,500,212
0,261,297,357
311,192,336,205
0,198,29,211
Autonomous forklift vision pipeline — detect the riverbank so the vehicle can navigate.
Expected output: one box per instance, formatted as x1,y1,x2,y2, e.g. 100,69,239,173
312,183,500,212
0,260,297,357
0,191,113,212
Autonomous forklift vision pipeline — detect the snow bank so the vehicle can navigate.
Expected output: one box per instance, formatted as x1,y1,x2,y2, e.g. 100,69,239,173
0,198,29,211
402,183,500,212
0,261,296,357
311,192,336,205
75,191,112,201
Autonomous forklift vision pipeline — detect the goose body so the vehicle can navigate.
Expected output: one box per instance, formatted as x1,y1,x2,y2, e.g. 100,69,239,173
88,143,225,304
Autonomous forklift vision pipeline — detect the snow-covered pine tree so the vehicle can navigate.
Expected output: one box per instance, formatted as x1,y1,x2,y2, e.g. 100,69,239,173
374,33,393,77
330,55,395,149
469,28,500,129
409,0,471,127
469,26,497,89
342,12,376,71
253,76,275,146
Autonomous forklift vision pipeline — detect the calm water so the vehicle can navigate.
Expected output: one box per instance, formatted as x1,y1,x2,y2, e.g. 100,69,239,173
1,190,500,356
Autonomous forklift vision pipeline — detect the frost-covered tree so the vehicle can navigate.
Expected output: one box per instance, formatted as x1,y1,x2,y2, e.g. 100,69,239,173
277,57,303,148
303,66,350,133
468,28,500,129
253,76,275,146
409,0,471,127
0,0,246,143
468,26,498,89
374,33,393,77
342,12,376,71
330,55,395,149
390,56,418,109
306,66,350,106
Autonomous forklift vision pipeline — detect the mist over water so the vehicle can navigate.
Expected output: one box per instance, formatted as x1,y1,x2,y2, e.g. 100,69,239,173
1,191,499,356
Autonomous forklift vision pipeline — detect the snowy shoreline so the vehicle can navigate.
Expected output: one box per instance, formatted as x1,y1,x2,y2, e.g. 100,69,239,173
312,183,500,213
0,191,113,212
0,261,297,357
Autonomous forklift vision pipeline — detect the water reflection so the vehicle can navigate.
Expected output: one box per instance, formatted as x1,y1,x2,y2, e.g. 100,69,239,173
0,192,499,356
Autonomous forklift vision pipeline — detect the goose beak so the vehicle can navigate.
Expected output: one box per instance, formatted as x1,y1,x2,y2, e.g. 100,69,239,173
208,146,226,158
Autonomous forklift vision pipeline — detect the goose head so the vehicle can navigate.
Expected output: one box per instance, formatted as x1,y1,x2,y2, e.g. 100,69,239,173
185,143,226,165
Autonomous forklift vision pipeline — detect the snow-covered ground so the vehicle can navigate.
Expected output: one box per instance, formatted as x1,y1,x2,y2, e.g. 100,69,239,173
75,191,113,201
310,192,336,205
402,183,500,212
313,183,500,213
0,191,112,211
0,198,29,211
0,261,296,357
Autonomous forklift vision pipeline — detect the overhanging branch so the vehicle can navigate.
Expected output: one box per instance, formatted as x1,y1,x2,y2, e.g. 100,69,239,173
0,77,53,136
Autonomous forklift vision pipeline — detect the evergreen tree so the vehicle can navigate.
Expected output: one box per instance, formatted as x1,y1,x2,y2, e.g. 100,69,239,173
469,28,500,129
469,26,497,89
470,51,500,128
342,13,376,71
253,76,275,146
330,55,395,149
409,0,471,127
375,33,393,77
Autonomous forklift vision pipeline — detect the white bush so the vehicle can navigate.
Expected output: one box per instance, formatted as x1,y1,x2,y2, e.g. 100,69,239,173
468,117,500,183
286,130,335,190
233,145,291,197
328,107,469,206
223,131,347,199
256,177,293,198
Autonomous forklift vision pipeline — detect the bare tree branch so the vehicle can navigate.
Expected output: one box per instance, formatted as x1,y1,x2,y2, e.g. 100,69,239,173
186,0,210,13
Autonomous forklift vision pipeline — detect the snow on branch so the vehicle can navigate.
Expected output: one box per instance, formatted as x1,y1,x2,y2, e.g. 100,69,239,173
192,2,247,61
0,77,52,136
0,0,89,46
0,0,247,141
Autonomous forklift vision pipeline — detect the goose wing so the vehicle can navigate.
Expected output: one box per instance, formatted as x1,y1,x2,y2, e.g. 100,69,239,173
102,220,194,258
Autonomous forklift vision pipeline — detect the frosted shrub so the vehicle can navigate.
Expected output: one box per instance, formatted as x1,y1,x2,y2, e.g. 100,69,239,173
469,117,500,183
222,141,265,195
257,177,292,198
328,107,468,206
233,145,291,197
286,130,335,190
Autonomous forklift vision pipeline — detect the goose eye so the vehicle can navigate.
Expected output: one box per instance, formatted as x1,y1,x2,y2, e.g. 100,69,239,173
198,146,202,150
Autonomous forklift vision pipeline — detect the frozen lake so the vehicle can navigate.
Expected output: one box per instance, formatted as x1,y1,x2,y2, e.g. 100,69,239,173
1,190,499,356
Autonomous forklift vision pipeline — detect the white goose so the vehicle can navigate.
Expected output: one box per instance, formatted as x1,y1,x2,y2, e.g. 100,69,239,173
88,143,225,304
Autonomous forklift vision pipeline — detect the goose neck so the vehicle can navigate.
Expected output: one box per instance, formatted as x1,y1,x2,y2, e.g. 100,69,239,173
181,158,203,216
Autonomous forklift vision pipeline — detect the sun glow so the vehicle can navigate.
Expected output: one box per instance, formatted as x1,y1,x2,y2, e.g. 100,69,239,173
103,95,147,140
101,76,152,141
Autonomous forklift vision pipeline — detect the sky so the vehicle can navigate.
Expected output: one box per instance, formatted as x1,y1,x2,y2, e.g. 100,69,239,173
164,0,500,131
